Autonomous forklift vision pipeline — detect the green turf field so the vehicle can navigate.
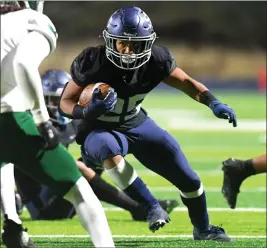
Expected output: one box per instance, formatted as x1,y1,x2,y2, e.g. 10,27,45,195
4,91,266,247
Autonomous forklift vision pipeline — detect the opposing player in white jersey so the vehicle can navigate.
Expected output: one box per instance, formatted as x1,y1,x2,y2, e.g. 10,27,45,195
0,1,115,248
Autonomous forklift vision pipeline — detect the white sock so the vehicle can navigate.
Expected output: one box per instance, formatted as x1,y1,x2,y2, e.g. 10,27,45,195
64,177,115,248
0,163,22,225
105,158,138,190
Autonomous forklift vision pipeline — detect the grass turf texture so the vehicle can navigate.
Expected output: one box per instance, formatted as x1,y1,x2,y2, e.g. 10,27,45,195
2,92,266,248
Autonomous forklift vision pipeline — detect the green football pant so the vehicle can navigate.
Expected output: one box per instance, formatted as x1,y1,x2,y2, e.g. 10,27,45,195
0,111,82,196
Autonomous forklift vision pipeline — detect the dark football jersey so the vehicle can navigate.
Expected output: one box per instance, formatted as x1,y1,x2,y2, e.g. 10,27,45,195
70,45,177,130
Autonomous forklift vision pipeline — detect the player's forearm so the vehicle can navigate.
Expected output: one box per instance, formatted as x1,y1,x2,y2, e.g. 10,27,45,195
59,99,79,119
181,78,218,106
24,65,50,124
59,80,85,119
166,68,218,107
168,77,217,106
16,32,51,124
59,95,87,120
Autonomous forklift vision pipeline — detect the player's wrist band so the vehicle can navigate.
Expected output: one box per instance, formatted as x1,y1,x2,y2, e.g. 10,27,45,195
199,90,218,106
72,104,85,119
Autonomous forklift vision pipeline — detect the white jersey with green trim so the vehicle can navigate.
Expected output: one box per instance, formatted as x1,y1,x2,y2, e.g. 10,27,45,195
1,9,58,114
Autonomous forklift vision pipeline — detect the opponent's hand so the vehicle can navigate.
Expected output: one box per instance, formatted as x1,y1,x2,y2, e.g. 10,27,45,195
210,100,237,127
83,88,117,120
38,121,60,150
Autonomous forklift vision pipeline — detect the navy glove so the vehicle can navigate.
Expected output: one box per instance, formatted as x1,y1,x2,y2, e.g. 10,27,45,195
83,88,117,120
38,121,60,150
210,100,237,127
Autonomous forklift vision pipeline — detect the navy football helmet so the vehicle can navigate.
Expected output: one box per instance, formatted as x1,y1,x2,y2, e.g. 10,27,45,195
103,6,157,70
41,70,71,128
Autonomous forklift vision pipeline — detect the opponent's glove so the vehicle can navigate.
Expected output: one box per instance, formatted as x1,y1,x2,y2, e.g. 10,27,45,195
38,121,60,150
210,100,237,127
83,88,117,120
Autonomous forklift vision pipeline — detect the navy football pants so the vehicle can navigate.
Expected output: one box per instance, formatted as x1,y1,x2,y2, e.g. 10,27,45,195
83,117,201,193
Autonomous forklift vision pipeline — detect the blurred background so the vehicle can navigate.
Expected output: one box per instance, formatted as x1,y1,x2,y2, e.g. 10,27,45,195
40,0,266,200
41,1,266,92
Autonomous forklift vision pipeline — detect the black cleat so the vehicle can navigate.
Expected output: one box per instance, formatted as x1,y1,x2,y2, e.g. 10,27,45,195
131,199,178,221
2,214,37,248
193,225,232,242
222,158,247,209
147,203,170,233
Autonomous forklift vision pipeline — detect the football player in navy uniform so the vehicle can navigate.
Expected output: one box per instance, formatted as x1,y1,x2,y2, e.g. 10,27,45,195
59,7,237,240
14,69,179,221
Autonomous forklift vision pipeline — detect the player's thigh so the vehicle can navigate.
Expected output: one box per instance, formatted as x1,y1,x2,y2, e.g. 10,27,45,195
82,130,129,166
15,144,82,196
133,118,200,191
0,112,44,162
0,112,81,196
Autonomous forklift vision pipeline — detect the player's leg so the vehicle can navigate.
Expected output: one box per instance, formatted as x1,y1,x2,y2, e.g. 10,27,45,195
15,167,75,220
14,166,44,219
132,118,231,241
1,163,22,224
222,153,266,209
78,157,179,221
77,158,139,213
0,112,114,247
0,163,37,248
82,130,170,231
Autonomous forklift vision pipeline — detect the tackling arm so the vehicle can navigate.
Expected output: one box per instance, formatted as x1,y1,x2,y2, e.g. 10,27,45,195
14,31,50,124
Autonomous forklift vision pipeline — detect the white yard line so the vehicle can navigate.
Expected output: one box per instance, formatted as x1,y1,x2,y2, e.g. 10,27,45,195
103,207,266,212
145,108,266,132
148,186,266,193
135,169,267,176
30,234,266,239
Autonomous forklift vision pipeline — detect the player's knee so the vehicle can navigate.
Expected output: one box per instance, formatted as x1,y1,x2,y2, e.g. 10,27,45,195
83,131,122,164
76,160,96,181
177,174,202,193
179,181,203,199
104,155,123,169
64,177,100,206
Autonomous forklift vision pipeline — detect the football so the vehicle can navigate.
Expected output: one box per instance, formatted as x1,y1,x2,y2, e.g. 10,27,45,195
78,82,112,107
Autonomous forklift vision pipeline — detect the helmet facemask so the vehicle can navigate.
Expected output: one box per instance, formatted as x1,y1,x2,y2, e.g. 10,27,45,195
45,93,71,130
103,29,157,70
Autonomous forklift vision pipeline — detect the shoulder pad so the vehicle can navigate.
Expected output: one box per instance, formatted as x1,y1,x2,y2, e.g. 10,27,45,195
27,11,58,53
151,46,174,63
151,45,177,75
70,46,103,86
